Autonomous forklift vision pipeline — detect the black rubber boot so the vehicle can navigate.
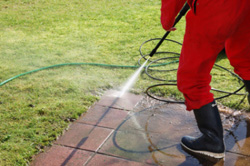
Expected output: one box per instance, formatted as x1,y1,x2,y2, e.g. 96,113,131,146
244,80,250,104
181,100,225,159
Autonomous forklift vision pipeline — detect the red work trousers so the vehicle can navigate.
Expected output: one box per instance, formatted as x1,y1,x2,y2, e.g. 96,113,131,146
177,0,250,110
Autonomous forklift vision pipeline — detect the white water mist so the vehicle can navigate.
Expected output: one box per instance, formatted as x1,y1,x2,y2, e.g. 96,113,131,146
118,59,149,98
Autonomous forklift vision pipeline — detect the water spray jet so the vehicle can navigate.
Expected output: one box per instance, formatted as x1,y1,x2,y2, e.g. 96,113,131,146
118,58,150,98
117,3,190,99
0,3,246,108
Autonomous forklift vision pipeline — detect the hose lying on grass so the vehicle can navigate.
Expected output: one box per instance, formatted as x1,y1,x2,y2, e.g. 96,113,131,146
0,37,247,109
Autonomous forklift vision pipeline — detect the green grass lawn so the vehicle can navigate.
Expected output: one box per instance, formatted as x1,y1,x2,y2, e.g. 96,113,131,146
0,0,248,165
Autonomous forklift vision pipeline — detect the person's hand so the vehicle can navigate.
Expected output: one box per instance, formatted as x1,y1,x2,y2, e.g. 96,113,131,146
161,0,186,31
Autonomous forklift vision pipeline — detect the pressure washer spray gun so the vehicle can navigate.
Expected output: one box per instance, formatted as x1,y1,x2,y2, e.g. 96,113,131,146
149,3,190,58
118,3,190,98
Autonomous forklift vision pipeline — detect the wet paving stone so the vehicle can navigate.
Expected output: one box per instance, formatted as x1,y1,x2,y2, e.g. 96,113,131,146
214,152,250,166
95,90,143,111
32,92,250,166
99,131,202,166
98,96,250,165
98,102,201,165
77,105,128,129
55,123,113,152
31,145,93,166
86,154,153,166
225,116,250,156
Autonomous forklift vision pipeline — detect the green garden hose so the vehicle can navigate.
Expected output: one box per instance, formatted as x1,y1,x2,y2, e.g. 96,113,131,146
0,62,174,87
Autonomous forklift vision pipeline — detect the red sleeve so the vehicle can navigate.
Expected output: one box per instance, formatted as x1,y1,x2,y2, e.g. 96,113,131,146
161,0,187,31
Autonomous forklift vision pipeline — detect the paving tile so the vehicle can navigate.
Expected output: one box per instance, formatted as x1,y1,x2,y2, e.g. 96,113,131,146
97,103,199,165
32,91,250,166
215,152,250,166
144,144,200,166
98,102,250,166
86,154,153,166
77,105,128,129
95,90,143,111
31,145,93,166
99,130,201,166
98,131,201,165
146,145,250,166
55,123,113,152
225,119,250,156
111,103,198,135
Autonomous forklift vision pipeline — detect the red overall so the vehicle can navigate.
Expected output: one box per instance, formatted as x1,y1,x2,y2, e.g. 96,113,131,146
161,0,250,110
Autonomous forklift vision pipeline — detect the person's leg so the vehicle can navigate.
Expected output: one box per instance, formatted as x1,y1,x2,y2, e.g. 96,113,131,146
177,6,225,111
177,9,225,157
178,0,249,110
225,8,250,104
177,0,249,158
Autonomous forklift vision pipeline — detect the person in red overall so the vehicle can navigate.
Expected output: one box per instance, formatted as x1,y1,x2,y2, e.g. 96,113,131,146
161,0,250,159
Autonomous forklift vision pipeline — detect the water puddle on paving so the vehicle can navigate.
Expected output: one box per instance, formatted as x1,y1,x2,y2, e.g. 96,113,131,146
109,97,250,165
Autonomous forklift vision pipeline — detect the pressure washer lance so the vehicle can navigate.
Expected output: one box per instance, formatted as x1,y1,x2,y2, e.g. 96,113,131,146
149,3,190,57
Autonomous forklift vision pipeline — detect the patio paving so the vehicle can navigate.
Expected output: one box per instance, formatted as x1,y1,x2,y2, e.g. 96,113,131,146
31,90,250,166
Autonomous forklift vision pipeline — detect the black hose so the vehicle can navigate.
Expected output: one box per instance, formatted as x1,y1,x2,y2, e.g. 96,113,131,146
139,3,246,106
140,36,246,104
